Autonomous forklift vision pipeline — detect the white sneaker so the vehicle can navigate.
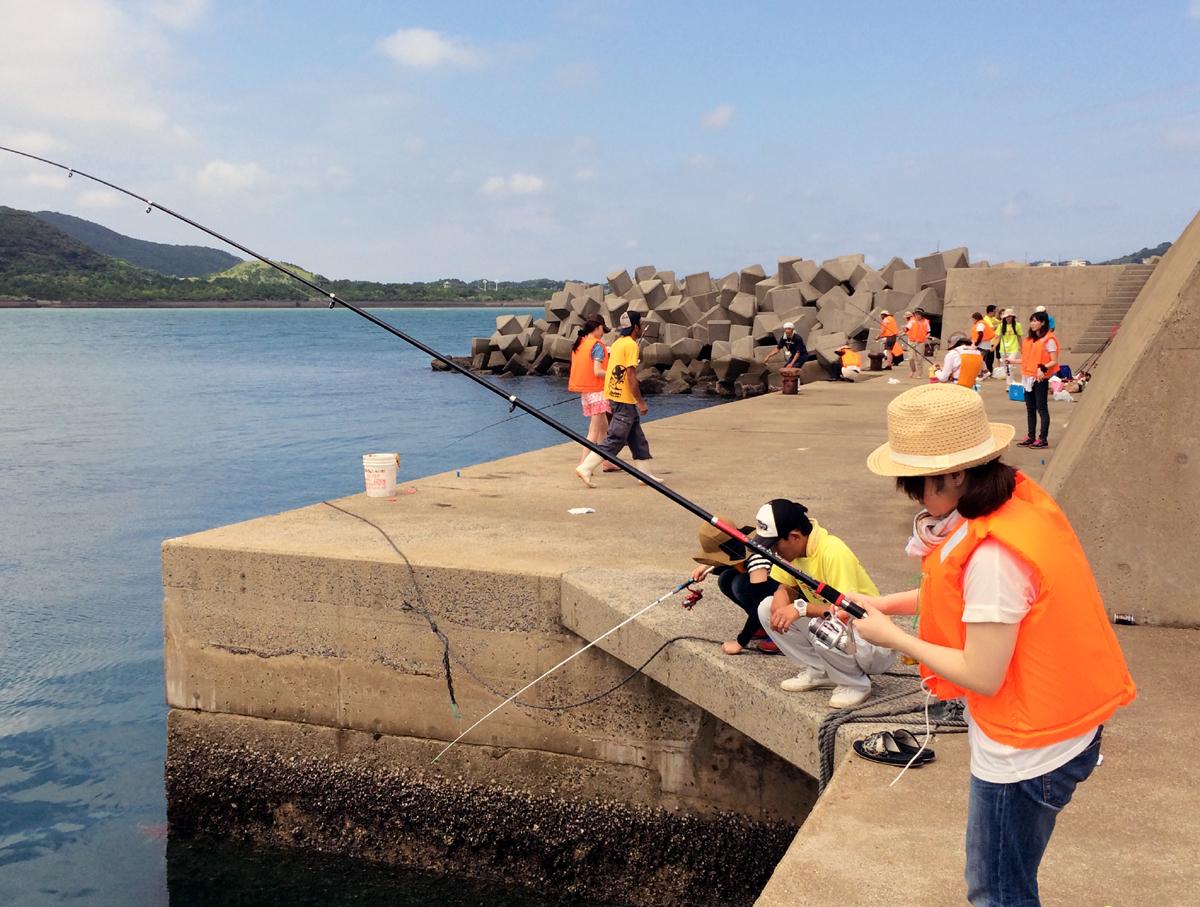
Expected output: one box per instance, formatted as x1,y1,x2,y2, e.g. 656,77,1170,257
780,670,835,693
829,684,871,709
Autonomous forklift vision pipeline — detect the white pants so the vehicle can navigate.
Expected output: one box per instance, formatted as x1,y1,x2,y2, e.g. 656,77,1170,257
757,598,892,692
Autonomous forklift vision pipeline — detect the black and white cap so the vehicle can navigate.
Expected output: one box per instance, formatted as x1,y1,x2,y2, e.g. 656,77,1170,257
753,499,812,548
618,310,642,333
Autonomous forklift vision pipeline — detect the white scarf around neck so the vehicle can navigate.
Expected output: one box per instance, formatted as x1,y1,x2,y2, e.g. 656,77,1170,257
906,509,965,559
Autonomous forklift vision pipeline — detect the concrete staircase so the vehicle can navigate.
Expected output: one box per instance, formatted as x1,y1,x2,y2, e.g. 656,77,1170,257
1073,262,1156,353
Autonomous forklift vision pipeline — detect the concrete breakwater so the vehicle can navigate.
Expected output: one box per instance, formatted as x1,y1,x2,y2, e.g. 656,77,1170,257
161,449,819,905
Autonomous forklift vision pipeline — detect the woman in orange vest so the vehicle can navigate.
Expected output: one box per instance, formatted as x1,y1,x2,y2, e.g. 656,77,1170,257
877,309,900,368
935,333,984,387
905,308,931,376
850,384,1134,906
568,317,611,467
1017,311,1060,450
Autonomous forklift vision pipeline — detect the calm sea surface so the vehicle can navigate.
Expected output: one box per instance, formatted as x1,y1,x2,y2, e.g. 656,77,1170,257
0,307,723,906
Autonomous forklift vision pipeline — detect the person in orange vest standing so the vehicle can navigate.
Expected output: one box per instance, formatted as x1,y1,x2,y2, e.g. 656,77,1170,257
851,383,1135,907
935,333,984,387
877,309,900,369
905,308,931,377
1017,311,1060,449
970,311,997,379
567,316,613,469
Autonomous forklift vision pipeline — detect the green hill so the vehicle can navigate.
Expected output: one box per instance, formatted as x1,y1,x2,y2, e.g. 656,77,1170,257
0,206,558,302
1098,242,1172,265
33,210,242,277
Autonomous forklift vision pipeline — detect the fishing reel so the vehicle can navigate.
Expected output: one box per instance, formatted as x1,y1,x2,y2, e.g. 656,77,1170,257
807,610,856,654
682,585,704,610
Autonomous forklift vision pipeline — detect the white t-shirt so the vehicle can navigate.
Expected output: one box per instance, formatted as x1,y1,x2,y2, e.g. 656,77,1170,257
960,539,1099,783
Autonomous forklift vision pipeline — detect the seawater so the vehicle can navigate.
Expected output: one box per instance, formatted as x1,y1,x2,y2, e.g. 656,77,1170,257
0,307,724,906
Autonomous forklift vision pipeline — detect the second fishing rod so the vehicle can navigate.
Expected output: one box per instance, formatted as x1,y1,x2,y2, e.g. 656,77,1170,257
0,143,866,620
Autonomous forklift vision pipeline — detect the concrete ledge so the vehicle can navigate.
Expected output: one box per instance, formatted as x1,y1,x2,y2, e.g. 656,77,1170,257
562,566,923,776
755,628,1200,906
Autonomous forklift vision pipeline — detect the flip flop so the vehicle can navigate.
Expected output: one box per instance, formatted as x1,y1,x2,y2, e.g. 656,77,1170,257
852,730,935,767
891,728,936,763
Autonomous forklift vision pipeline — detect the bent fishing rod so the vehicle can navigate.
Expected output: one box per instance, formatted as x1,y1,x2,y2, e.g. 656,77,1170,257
0,144,865,620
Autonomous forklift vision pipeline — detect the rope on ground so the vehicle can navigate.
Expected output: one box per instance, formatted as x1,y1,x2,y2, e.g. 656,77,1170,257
816,684,967,794
321,500,725,714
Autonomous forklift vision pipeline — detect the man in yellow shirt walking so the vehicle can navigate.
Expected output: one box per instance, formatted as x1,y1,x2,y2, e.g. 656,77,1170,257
576,311,655,486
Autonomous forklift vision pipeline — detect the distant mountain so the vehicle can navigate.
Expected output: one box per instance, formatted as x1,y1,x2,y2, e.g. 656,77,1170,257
0,206,558,302
33,210,243,277
1099,242,1171,265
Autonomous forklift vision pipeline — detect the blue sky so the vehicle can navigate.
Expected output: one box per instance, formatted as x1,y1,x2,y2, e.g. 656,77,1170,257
2,0,1199,281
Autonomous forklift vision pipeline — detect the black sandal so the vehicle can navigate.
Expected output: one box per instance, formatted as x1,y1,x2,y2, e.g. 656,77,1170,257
852,730,935,766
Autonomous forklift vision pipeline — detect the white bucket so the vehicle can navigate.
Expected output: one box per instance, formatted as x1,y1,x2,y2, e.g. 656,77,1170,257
362,452,400,497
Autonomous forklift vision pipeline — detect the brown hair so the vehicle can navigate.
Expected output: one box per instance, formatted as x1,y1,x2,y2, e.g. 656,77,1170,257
896,458,1017,518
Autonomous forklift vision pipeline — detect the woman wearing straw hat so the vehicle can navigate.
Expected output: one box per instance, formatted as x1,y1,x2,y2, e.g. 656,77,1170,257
850,384,1135,906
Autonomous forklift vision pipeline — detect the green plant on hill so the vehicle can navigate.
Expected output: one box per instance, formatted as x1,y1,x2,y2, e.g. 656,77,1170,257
33,210,243,277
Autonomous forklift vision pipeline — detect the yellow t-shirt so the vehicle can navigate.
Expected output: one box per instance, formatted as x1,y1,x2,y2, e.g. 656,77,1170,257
604,335,640,404
770,522,879,611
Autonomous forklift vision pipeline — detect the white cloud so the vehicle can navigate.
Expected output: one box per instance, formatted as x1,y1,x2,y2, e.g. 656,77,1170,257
24,171,69,190
1001,201,1022,218
1162,123,1200,149
142,0,209,29
624,239,639,249
0,1,186,139
79,189,122,207
378,28,482,69
400,136,425,153
701,103,734,129
192,160,265,195
574,167,598,182
1189,0,1200,19
480,172,546,198
0,129,66,154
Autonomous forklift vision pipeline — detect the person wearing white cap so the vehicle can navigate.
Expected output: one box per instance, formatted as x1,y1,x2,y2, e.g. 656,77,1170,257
752,498,893,708
763,322,809,369
995,308,1023,384
1032,305,1055,331
850,383,1135,905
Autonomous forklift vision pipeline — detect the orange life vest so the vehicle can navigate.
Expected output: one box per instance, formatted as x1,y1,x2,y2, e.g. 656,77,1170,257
917,474,1136,748
975,320,996,343
568,337,607,393
907,318,930,343
1020,331,1060,378
955,347,984,387
891,339,904,357
841,349,862,368
879,315,899,338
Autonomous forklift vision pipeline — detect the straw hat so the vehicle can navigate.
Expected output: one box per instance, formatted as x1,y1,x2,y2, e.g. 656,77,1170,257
692,520,755,567
867,384,1014,477
1002,308,1016,318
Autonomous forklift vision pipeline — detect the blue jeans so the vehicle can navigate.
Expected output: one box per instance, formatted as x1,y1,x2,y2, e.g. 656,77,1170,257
965,727,1102,906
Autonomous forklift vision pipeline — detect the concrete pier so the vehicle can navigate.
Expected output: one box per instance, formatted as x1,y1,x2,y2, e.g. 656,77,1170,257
165,368,1198,904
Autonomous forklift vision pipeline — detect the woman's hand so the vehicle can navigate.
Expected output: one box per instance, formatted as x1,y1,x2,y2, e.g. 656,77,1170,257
690,565,712,583
841,591,888,616
847,600,906,649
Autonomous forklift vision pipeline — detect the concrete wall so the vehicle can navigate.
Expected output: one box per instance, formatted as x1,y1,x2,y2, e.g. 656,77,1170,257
944,265,1124,354
1042,210,1200,628
162,522,815,904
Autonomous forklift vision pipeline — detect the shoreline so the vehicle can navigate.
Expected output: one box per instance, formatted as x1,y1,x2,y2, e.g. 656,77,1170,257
0,298,546,310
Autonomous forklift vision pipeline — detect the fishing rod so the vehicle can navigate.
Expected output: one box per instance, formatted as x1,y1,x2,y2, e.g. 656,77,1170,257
0,144,866,621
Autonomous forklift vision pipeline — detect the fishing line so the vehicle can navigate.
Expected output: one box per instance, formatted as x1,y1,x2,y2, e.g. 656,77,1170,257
431,394,578,454
322,501,722,720
0,144,868,623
